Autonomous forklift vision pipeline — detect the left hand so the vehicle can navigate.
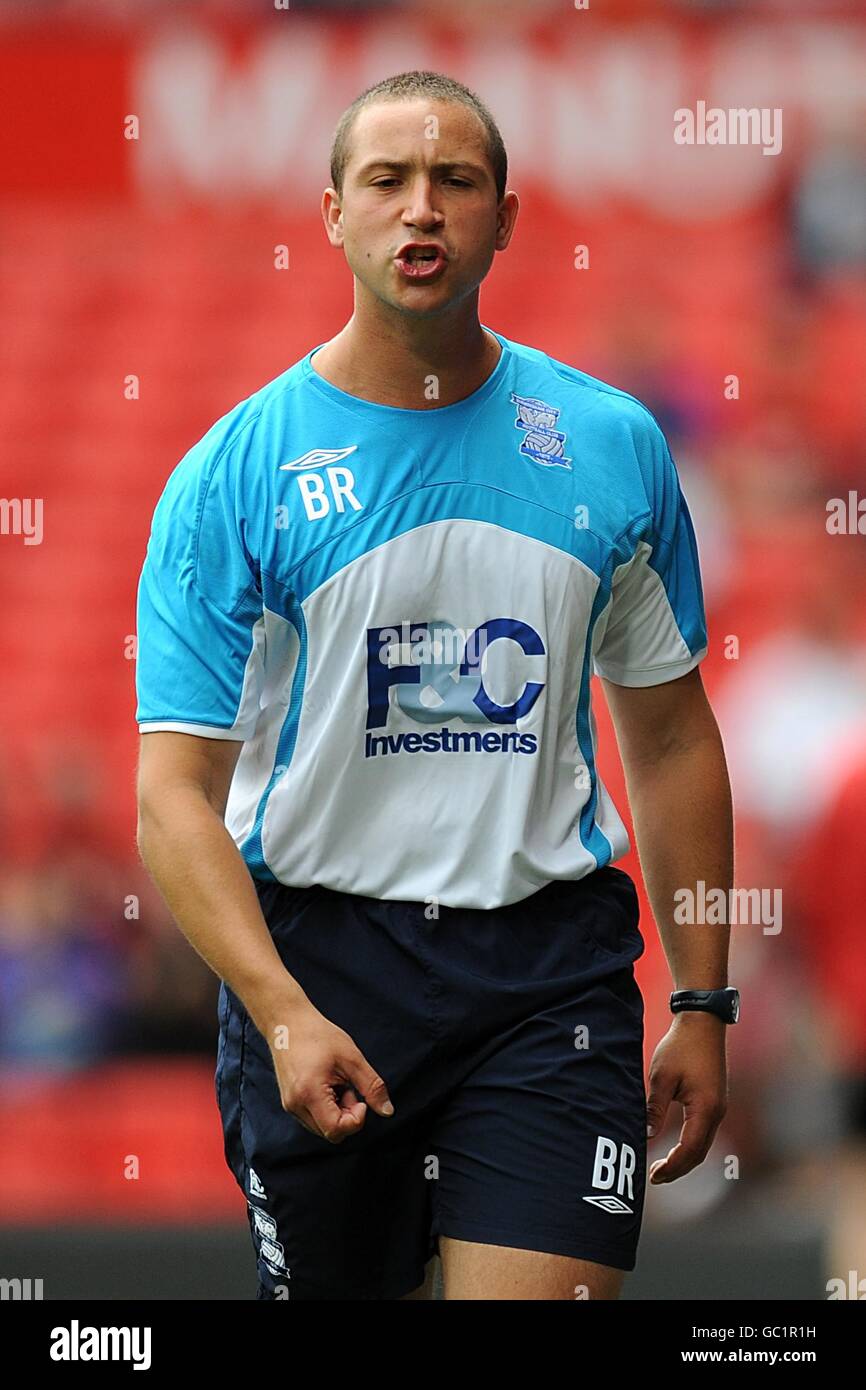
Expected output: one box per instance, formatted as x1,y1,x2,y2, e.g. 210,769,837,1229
645,1013,728,1183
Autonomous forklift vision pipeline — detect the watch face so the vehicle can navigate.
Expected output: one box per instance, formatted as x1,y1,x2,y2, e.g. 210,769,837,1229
730,991,740,1023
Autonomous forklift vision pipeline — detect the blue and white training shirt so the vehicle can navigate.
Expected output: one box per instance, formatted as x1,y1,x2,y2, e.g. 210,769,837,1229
135,329,708,909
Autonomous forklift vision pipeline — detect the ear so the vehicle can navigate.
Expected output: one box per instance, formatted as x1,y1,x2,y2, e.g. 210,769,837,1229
321,188,344,248
495,190,520,253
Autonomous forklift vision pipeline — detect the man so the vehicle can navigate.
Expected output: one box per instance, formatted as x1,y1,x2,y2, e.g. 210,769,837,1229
135,70,735,1302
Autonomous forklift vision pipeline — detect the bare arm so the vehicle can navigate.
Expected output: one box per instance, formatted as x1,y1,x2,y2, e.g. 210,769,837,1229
136,731,305,1026
136,732,394,1140
600,667,734,993
599,666,733,1181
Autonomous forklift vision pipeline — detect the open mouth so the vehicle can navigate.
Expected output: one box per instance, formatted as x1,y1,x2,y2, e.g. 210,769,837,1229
394,243,448,280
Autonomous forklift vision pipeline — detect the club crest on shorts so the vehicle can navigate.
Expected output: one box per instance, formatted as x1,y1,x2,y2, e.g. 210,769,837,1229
510,393,572,469
248,1166,267,1200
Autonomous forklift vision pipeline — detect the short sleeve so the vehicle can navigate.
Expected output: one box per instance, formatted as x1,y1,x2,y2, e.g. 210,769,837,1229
592,421,708,687
135,435,265,739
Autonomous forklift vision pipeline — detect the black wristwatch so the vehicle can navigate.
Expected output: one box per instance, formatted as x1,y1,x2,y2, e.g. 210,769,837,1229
670,987,739,1024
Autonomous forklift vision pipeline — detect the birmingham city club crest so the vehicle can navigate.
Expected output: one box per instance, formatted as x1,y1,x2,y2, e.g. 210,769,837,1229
510,393,572,469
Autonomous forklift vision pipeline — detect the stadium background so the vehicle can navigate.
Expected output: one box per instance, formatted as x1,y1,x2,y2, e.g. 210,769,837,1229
1,0,865,1299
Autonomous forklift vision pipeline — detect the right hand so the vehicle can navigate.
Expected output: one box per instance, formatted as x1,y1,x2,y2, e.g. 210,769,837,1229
265,999,395,1144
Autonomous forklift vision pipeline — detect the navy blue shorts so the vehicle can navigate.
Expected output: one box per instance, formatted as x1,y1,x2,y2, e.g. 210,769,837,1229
216,866,647,1300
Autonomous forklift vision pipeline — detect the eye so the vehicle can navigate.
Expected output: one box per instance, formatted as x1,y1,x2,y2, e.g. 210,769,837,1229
370,174,470,189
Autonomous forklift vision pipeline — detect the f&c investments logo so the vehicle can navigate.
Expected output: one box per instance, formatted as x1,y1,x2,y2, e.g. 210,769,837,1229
365,618,546,758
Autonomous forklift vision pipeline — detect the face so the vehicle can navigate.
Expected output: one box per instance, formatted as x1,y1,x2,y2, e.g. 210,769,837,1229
322,98,519,318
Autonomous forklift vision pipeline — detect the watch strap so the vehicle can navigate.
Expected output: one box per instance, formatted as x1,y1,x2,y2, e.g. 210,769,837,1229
670,987,739,1023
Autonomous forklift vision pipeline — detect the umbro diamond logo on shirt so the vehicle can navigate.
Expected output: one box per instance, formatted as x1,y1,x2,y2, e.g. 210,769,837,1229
279,446,358,471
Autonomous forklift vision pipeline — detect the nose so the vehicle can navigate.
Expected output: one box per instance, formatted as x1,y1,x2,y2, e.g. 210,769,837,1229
401,174,444,232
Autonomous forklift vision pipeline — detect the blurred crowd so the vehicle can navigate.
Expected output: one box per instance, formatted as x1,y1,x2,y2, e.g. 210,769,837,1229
0,847,218,1070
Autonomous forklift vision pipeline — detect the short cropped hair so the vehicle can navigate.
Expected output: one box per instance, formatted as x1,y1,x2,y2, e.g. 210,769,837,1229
329,70,508,201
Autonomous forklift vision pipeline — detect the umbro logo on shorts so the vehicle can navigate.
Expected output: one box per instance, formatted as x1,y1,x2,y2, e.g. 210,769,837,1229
582,1194,633,1214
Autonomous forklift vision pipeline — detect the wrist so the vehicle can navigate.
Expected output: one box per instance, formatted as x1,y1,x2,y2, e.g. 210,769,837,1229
671,1008,726,1028
243,973,312,1037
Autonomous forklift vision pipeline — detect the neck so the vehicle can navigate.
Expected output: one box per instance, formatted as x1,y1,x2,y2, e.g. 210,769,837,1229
310,286,501,409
